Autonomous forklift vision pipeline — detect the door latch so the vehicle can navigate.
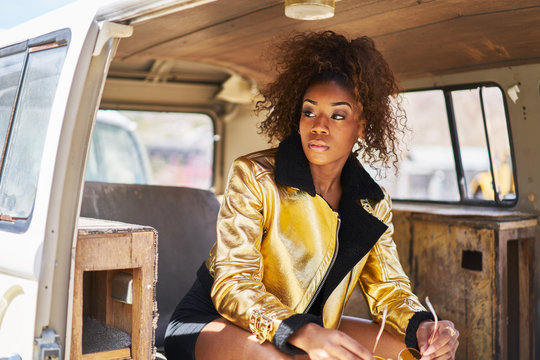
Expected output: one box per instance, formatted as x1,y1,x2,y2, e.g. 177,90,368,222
34,329,61,360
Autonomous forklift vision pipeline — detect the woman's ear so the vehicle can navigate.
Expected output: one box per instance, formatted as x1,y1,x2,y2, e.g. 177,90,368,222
357,118,367,140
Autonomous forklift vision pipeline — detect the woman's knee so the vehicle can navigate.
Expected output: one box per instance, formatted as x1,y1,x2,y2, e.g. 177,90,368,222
338,316,406,359
195,318,294,360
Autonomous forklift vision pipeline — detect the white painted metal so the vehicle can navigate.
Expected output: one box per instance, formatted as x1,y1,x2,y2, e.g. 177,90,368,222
0,5,99,358
0,1,216,357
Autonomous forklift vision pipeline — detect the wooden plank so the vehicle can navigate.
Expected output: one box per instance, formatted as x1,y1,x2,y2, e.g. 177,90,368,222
392,211,413,279
377,6,540,79
78,217,153,234
411,220,496,360
76,233,136,270
81,347,131,360
131,266,142,359
504,239,517,360
499,219,538,231
83,271,91,318
518,238,534,359
105,269,114,328
73,223,157,359
132,232,157,359
88,271,108,323
498,227,538,359
114,0,540,83
71,268,84,359
115,0,280,58
394,203,537,220
497,230,510,360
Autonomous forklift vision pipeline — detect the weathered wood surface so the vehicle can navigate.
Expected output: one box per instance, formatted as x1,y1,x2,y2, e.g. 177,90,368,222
392,208,537,360
411,220,496,360
71,217,157,360
114,1,540,83
343,206,537,360
81,348,131,360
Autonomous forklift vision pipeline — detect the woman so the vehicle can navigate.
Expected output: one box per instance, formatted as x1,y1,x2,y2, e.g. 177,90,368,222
165,31,459,360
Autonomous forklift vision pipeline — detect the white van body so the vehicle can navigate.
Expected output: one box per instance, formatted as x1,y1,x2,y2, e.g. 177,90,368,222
0,2,211,358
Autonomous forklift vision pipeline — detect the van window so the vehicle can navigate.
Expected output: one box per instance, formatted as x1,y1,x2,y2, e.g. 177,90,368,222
0,36,69,221
379,84,515,205
88,109,215,190
0,50,25,158
86,110,149,184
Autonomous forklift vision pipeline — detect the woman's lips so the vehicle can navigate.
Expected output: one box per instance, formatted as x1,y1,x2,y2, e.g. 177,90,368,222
308,143,329,152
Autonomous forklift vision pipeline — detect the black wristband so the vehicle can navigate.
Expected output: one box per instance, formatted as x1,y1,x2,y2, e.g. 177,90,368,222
405,311,435,350
272,313,323,355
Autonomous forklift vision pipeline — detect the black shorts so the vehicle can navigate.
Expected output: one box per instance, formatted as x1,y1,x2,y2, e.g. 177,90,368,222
164,263,221,360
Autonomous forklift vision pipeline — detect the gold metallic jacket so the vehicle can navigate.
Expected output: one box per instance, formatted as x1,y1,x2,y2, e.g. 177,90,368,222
206,138,426,344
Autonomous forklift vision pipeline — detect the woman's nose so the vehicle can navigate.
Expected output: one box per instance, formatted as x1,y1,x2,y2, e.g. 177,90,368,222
311,116,329,134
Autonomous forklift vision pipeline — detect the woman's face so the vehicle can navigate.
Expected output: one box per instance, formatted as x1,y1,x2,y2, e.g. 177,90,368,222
299,81,365,170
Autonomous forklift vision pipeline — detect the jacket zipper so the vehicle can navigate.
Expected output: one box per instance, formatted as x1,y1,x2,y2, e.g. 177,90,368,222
336,274,352,328
304,212,341,313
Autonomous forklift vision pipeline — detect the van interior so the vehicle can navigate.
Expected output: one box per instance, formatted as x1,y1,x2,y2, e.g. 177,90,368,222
3,1,539,359
81,1,540,359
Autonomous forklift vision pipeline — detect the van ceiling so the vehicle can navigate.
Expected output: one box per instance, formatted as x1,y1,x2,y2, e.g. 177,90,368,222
106,0,540,107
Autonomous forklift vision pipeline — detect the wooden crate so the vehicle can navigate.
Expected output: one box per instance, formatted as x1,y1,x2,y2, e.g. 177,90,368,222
71,218,157,359
392,204,537,360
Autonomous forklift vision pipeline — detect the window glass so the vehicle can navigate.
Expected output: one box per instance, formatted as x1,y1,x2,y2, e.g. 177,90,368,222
86,119,148,184
85,134,100,182
452,88,492,199
378,90,460,201
0,44,68,218
380,85,514,205
481,87,515,201
0,51,25,161
87,110,215,190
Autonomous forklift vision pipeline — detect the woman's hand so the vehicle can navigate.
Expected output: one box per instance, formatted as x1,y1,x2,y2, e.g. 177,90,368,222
289,322,375,360
416,320,459,360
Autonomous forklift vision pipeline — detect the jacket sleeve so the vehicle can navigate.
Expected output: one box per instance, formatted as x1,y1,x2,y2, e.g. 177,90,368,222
210,157,298,344
358,190,429,342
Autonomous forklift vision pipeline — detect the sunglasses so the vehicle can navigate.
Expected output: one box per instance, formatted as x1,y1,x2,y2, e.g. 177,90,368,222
373,297,438,360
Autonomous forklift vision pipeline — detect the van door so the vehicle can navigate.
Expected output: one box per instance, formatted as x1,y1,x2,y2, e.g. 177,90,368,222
0,4,131,358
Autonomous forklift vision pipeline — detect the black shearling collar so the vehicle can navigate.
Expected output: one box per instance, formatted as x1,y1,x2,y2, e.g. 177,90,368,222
274,133,384,201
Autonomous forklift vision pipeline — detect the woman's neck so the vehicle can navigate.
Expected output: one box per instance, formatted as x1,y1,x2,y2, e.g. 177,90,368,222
310,163,343,210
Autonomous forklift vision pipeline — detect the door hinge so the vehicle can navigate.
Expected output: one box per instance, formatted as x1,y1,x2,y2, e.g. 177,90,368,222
34,329,61,360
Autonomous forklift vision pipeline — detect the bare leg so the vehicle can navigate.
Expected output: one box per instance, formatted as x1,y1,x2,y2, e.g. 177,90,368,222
338,316,406,359
195,316,406,360
195,318,294,360
291,316,406,360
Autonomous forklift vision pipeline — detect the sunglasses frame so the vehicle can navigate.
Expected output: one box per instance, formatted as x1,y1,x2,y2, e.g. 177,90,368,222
372,296,439,360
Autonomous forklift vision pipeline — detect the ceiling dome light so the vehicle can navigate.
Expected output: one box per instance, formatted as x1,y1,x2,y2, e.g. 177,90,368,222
285,0,335,20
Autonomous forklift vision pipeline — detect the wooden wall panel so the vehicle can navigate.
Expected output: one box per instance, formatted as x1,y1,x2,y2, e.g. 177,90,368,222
411,220,496,360
392,207,537,360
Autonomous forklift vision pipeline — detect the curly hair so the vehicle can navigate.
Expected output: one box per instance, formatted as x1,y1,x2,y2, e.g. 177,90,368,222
256,31,406,169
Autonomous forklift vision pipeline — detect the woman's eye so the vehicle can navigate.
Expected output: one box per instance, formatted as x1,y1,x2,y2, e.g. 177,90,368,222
303,110,315,118
332,113,346,120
